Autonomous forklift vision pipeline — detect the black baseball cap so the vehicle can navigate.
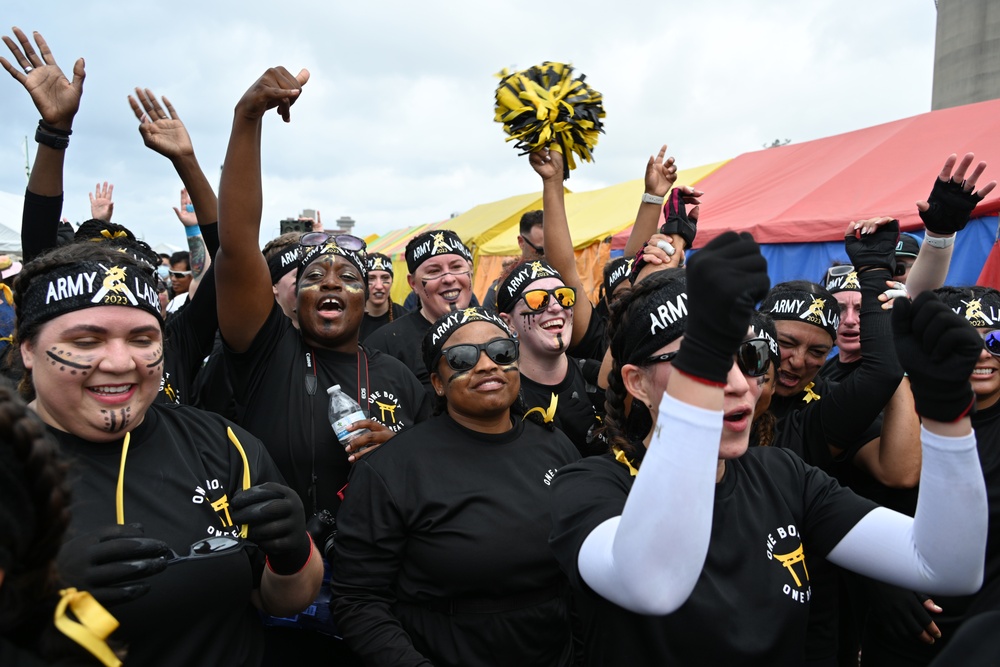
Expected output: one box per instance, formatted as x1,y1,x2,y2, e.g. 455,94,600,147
895,234,920,259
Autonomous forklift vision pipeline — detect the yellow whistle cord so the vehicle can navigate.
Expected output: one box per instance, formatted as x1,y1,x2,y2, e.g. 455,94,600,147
54,589,122,667
227,427,251,538
114,432,131,525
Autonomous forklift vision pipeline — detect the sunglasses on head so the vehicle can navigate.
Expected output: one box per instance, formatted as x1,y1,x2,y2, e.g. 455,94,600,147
981,330,1000,357
166,536,246,566
642,338,772,378
300,232,367,252
520,286,576,312
441,338,519,372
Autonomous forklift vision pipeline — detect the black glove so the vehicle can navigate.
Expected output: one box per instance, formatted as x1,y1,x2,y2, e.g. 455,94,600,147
673,231,771,385
865,579,936,641
56,523,170,606
919,177,982,235
230,482,312,575
659,189,697,249
892,291,981,422
845,219,899,273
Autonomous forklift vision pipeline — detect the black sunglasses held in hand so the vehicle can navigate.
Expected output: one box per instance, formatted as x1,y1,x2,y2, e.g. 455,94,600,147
520,286,576,312
442,338,519,372
643,338,771,378
166,536,246,565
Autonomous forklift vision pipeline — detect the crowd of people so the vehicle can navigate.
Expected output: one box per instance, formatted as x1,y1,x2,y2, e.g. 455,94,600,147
1,26,999,667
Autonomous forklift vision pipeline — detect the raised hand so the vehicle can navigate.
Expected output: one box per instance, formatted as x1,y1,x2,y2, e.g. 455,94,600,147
644,145,678,197
89,181,114,221
844,217,898,272
529,146,564,183
0,28,84,130
173,188,197,227
128,88,194,160
917,153,997,236
236,66,310,123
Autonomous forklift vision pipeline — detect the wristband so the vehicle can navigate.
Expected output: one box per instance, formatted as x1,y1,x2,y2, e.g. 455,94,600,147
184,225,202,238
923,234,955,249
35,127,69,150
641,192,665,206
38,119,72,137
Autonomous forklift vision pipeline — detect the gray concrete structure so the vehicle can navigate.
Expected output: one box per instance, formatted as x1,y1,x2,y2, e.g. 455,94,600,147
932,0,1000,110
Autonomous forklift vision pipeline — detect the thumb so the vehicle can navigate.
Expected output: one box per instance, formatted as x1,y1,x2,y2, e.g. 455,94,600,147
915,200,929,212
296,68,310,86
71,57,85,92
172,207,183,222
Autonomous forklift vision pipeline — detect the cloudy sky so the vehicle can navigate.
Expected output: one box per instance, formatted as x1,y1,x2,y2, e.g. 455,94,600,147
0,1,938,250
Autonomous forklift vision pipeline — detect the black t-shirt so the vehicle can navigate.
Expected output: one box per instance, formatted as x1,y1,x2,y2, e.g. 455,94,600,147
567,306,608,363
157,263,219,407
819,354,860,384
549,446,877,666
364,309,434,392
359,303,408,343
224,304,430,516
516,359,605,457
331,414,579,667
52,404,286,667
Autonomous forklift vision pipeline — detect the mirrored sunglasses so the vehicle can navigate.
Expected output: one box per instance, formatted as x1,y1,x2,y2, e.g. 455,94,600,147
166,536,246,566
521,286,576,312
981,330,1000,357
300,232,367,252
442,338,519,372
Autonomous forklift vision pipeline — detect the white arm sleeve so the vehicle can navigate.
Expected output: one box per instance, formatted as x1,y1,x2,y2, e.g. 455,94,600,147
826,425,987,596
577,393,722,615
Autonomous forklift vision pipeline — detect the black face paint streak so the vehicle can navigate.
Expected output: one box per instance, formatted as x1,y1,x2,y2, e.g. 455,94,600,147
445,368,471,384
145,352,164,368
46,350,93,370
499,364,518,374
521,313,533,330
449,303,457,312
556,333,565,351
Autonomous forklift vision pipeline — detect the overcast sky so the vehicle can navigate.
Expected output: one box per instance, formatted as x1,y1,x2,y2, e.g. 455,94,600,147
0,1,938,250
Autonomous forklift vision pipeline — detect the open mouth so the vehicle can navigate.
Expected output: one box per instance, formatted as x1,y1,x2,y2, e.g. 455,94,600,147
777,371,800,388
723,408,752,431
318,296,345,315
473,375,506,391
972,368,997,378
540,318,565,332
440,289,461,303
87,384,136,403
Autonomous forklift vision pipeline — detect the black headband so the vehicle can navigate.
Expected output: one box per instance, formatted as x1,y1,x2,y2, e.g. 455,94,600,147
617,272,689,365
423,307,513,372
297,243,368,284
267,245,303,285
936,288,1000,328
761,289,840,341
19,261,163,331
405,231,472,274
604,257,633,298
495,260,563,313
367,253,394,277
825,267,860,294
750,311,780,363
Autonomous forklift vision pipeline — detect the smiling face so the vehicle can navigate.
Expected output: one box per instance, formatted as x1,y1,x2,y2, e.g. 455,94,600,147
20,306,164,443
408,254,473,321
430,321,520,428
169,260,192,295
773,320,834,397
295,254,365,352
833,291,861,362
501,277,574,359
972,327,1000,410
367,270,392,309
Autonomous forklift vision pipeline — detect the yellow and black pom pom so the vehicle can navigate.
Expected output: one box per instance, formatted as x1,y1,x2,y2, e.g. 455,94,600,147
494,62,605,180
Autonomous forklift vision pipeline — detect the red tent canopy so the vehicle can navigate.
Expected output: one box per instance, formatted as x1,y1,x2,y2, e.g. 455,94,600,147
613,98,1000,249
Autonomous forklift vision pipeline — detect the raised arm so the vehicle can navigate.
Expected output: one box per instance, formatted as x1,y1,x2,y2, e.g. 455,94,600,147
623,145,677,259
530,147,593,348
1,28,84,260
216,67,309,353
88,181,114,222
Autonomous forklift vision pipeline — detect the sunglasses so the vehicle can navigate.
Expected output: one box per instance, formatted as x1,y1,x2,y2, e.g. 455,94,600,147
442,338,519,372
642,338,772,378
981,330,1000,357
166,536,247,566
300,232,367,252
520,234,544,256
169,270,192,278
521,286,576,312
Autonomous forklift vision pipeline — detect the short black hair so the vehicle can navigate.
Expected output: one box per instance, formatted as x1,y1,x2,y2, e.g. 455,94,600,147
169,250,190,269
519,210,543,236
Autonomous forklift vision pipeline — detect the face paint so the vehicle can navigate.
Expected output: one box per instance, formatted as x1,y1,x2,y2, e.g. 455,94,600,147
449,302,457,312
46,347,94,376
521,313,533,330
102,407,131,433
446,368,471,384
556,333,564,351
143,346,164,375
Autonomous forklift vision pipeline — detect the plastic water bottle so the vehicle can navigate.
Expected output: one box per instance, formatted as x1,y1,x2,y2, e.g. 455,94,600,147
327,385,370,444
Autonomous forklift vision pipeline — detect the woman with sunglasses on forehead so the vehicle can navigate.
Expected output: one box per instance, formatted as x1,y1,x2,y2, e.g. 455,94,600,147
549,232,989,666
495,259,605,456
7,243,322,667
331,307,579,667
216,66,430,663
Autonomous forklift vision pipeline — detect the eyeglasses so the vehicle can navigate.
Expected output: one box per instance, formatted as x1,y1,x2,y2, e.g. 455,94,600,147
300,232,367,252
520,286,576,312
442,338,519,372
981,330,1000,357
169,270,192,279
520,234,544,256
641,338,771,378
166,536,247,566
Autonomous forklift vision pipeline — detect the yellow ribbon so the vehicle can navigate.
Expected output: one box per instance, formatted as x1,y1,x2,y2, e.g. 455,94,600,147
802,382,821,403
54,589,121,667
99,229,128,240
612,446,640,477
114,432,131,525
523,393,559,424
227,427,251,538
0,283,12,306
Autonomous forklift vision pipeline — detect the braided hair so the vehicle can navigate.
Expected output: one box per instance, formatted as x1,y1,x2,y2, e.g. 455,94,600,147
10,243,159,401
0,384,70,630
601,269,685,457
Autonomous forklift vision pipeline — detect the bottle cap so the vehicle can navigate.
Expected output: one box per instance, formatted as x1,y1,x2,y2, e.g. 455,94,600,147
327,384,341,395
